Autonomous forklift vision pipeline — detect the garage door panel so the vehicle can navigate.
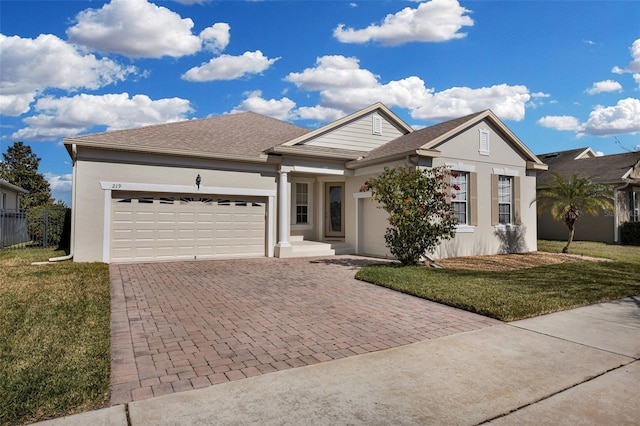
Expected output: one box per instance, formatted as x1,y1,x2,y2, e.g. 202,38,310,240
111,192,266,262
157,212,176,223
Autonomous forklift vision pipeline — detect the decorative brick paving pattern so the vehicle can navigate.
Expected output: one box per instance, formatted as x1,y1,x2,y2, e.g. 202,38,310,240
109,256,501,405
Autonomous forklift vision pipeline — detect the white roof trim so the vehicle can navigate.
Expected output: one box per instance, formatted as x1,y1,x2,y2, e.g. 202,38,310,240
99,181,276,197
0,179,28,193
575,147,597,159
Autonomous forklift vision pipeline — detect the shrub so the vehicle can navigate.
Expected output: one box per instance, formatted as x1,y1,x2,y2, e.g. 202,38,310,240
361,166,457,265
26,205,69,248
620,221,640,246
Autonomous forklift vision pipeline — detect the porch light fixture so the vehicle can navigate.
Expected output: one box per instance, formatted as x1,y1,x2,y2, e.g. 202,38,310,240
196,174,201,189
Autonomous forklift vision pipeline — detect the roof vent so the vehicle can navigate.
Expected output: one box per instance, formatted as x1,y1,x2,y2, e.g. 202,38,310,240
372,115,382,135
543,153,559,158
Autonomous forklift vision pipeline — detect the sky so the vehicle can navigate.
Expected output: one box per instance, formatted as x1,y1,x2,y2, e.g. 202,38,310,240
1,0,639,205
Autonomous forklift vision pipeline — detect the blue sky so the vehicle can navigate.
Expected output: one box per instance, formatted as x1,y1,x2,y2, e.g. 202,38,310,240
1,0,639,205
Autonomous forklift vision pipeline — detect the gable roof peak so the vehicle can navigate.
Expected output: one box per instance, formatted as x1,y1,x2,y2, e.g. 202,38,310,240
278,102,413,148
348,108,546,169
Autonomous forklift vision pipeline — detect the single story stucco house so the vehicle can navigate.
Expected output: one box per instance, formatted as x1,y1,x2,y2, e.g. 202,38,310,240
63,103,547,263
0,179,29,248
537,147,640,244
0,179,27,211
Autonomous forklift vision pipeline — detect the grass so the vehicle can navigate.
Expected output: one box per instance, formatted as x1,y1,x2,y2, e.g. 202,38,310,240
356,241,640,322
0,249,111,426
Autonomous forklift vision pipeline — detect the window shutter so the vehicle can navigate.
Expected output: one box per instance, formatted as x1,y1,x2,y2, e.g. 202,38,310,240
513,176,521,224
491,174,499,226
445,173,452,204
469,172,478,226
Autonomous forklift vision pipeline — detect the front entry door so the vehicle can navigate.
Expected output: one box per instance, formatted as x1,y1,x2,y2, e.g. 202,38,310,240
325,183,345,238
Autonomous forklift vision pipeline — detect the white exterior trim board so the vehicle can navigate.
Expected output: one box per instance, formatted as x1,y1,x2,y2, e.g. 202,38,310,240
100,181,276,197
100,181,276,263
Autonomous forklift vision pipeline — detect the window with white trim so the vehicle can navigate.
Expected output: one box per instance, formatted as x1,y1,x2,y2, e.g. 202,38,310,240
630,191,639,222
451,172,468,224
498,175,513,224
295,182,309,225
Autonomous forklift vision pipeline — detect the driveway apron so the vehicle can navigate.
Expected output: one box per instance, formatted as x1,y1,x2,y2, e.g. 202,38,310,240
109,256,500,405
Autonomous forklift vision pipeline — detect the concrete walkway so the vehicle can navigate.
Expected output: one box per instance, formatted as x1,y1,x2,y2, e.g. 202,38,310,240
36,295,640,425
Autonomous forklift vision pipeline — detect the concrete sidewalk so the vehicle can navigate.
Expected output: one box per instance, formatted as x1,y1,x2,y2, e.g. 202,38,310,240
36,296,640,426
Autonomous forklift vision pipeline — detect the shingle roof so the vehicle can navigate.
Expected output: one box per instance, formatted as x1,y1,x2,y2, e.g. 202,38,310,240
64,112,311,159
537,148,640,186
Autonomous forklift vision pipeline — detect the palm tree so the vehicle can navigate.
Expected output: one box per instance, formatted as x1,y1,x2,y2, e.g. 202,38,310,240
533,173,614,253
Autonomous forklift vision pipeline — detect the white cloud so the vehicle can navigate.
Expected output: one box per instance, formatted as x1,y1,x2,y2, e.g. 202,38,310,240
0,34,136,116
411,84,531,121
45,172,73,191
200,23,231,54
527,92,552,109
334,0,473,45
182,50,279,82
538,98,640,137
612,39,640,89
585,80,622,95
228,91,296,121
285,56,379,90
44,172,73,205
295,105,348,123
537,115,581,131
174,0,210,4
66,0,229,58
581,98,640,137
284,55,531,122
11,93,192,140
532,92,551,99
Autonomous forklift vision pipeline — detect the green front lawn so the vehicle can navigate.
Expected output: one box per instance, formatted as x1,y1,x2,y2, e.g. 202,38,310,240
0,249,111,426
356,241,640,322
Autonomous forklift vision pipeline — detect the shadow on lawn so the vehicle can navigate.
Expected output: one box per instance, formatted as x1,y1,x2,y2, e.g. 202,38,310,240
309,256,394,270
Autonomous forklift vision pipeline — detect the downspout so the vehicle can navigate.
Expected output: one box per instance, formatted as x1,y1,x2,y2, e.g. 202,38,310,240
612,182,630,244
49,144,76,262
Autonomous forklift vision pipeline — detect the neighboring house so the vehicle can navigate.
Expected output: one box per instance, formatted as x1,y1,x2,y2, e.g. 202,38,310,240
0,179,28,248
63,103,547,263
536,147,640,244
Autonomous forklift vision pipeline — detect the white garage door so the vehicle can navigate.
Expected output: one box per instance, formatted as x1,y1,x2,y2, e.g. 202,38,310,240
110,193,266,262
358,198,392,258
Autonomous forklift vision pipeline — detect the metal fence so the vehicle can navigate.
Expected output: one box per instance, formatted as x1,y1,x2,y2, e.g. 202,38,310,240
0,206,70,250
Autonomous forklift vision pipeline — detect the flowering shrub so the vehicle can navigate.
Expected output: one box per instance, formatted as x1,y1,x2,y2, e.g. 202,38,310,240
361,166,457,265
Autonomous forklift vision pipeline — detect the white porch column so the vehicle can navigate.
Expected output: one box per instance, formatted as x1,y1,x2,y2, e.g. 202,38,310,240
277,169,290,248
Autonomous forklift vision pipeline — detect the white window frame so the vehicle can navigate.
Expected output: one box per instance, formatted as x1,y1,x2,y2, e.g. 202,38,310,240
451,172,469,225
291,179,314,230
630,191,639,222
498,175,513,225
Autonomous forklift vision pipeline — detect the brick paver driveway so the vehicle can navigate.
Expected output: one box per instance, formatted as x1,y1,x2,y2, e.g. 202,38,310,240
109,256,500,404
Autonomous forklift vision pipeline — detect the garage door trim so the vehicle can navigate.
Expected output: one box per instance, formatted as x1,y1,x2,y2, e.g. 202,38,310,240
100,181,276,263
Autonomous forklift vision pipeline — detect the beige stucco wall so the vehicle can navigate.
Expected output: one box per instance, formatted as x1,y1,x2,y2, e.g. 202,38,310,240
537,209,615,244
347,120,539,260
430,119,537,258
72,147,278,262
0,187,22,210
